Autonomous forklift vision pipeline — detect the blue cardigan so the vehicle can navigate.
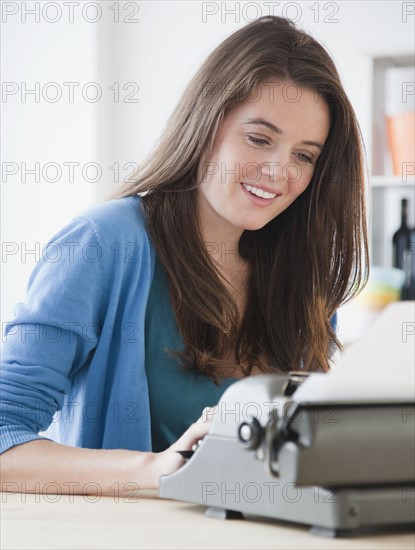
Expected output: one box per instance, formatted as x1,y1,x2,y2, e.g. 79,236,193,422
1,196,156,453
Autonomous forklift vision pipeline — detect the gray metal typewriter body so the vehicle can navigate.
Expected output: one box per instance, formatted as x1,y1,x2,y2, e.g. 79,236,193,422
159,373,415,537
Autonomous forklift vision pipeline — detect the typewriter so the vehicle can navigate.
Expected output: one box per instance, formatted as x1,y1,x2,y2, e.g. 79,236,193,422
159,303,415,536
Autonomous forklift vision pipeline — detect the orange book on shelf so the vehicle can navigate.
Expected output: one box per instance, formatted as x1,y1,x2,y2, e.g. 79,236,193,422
386,111,415,176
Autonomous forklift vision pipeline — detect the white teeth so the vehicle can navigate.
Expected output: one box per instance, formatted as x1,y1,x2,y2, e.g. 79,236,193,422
242,183,277,199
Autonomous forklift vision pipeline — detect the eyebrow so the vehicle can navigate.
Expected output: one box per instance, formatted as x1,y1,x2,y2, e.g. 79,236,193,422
242,118,324,150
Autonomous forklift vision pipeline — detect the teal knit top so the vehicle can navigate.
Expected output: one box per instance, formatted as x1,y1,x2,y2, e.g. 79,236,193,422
145,255,236,452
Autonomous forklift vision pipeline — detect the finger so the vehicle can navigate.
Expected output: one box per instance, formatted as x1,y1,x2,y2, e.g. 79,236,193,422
170,419,211,452
198,406,218,423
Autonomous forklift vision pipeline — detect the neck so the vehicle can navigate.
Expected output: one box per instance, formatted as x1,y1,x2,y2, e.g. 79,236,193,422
197,197,245,270
203,231,245,269
196,195,250,323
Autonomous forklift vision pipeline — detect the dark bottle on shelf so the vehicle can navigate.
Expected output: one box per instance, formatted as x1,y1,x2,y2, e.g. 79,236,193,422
392,198,415,300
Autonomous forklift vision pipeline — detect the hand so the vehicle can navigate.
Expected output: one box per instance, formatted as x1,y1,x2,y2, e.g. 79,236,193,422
149,407,216,489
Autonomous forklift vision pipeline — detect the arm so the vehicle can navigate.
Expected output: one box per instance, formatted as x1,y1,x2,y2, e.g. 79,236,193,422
0,415,211,493
1,202,211,492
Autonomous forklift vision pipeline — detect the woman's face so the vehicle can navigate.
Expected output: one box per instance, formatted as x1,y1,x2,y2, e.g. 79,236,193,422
196,78,331,238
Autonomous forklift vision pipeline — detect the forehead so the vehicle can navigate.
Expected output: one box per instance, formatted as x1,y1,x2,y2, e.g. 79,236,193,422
225,79,331,139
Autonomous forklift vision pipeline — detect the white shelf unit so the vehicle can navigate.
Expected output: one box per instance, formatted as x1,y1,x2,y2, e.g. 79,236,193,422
369,54,415,268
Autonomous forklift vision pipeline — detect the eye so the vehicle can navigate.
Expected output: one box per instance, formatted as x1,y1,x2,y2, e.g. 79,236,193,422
247,135,270,146
295,152,314,164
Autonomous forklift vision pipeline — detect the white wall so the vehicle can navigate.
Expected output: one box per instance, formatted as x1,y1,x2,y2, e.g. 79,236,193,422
2,1,414,328
1,2,99,325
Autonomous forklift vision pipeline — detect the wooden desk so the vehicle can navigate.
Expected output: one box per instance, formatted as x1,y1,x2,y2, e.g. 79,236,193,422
1,490,413,549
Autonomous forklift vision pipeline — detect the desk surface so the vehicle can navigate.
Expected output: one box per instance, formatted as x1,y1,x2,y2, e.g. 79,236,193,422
1,490,414,550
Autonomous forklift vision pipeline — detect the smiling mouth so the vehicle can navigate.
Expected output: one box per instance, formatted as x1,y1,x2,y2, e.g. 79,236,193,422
241,182,281,199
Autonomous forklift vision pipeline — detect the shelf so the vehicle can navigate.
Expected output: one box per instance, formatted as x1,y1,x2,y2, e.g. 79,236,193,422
370,175,415,188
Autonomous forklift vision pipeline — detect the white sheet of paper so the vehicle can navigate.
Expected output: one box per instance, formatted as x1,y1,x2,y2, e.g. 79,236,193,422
293,301,415,404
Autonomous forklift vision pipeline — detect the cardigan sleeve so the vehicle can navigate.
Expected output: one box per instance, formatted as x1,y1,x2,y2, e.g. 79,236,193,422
0,214,111,454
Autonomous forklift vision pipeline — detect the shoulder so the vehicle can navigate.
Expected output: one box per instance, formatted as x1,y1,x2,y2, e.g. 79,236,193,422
18,195,156,329
68,195,156,276
74,196,151,248
31,195,155,287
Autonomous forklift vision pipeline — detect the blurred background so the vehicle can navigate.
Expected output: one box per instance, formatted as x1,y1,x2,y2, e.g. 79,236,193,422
2,1,415,345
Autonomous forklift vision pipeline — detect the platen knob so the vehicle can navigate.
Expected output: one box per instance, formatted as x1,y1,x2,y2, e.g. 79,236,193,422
238,417,264,450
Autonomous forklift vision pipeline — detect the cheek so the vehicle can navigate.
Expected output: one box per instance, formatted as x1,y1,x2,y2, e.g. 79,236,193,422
285,179,311,205
243,163,263,184
295,169,314,194
208,146,243,184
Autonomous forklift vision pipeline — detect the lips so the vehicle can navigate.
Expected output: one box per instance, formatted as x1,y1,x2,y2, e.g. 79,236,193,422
241,182,282,200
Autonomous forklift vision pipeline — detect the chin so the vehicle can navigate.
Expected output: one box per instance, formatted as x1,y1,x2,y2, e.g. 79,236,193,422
240,218,273,232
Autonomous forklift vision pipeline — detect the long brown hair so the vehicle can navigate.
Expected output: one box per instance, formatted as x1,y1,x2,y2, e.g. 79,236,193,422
110,16,369,382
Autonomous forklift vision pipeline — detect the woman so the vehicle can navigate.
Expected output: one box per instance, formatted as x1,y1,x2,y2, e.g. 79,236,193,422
0,16,368,494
